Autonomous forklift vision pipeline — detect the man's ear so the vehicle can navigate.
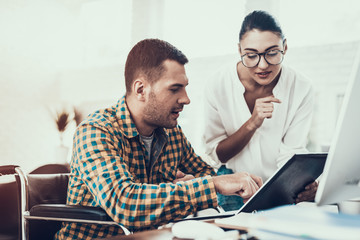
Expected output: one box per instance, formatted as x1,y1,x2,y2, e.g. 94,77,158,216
133,77,147,101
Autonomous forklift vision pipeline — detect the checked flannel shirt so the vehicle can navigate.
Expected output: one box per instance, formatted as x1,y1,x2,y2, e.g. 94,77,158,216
55,96,218,239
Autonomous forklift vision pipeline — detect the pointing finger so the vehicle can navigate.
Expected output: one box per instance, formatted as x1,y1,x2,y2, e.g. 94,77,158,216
259,95,282,104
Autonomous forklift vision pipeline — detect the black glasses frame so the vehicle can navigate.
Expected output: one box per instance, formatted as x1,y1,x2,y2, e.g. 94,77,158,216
241,49,285,68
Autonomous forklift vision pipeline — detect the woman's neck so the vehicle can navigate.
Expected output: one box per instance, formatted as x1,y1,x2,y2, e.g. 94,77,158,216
237,62,280,95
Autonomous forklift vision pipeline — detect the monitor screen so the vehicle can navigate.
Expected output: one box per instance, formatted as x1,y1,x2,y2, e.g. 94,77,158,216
315,51,360,205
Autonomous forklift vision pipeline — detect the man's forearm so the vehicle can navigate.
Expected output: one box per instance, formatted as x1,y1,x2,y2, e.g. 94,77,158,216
89,176,218,231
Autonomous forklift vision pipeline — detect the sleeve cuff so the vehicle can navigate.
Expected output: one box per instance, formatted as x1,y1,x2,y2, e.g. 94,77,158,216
184,175,218,211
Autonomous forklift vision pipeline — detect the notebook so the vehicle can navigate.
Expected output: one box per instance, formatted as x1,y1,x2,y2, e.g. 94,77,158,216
185,153,327,221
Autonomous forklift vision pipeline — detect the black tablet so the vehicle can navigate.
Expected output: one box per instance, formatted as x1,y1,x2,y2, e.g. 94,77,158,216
237,153,327,213
181,153,327,221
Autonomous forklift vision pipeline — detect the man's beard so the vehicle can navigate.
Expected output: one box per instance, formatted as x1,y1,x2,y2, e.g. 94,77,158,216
143,91,177,129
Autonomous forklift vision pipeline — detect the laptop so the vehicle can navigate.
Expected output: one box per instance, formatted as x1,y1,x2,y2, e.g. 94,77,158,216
184,153,327,221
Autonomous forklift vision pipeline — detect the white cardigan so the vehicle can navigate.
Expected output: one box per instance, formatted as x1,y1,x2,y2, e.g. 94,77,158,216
203,63,314,181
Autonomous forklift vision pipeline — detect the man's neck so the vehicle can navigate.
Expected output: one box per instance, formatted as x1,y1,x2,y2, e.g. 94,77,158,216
125,95,155,136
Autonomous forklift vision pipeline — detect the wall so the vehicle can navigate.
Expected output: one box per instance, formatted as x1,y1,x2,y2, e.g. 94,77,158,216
1,0,360,172
0,0,131,172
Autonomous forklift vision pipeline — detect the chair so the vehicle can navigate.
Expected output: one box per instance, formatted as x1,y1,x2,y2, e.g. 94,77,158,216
0,165,21,240
29,164,70,174
1,165,130,240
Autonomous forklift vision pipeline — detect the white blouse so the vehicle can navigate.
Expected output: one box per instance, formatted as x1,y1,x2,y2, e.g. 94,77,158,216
203,63,314,181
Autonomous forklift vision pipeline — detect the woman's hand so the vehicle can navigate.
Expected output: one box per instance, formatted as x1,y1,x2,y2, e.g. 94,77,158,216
296,180,319,203
216,96,281,163
249,95,281,129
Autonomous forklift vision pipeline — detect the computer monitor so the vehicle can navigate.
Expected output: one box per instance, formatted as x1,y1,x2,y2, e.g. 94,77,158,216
315,51,360,205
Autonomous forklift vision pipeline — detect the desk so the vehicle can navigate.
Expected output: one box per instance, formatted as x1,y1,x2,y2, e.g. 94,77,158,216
97,225,248,240
97,228,174,240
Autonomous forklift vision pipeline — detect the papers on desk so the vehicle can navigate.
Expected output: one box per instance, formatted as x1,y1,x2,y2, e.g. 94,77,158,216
215,204,360,240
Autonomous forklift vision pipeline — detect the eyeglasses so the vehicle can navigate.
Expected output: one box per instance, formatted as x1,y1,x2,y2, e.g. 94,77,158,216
241,49,284,68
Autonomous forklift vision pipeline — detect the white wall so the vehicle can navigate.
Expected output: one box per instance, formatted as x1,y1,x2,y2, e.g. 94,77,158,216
1,0,360,172
0,0,131,172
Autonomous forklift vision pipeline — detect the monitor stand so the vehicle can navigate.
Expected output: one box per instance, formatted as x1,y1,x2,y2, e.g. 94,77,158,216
337,199,360,215
296,201,338,213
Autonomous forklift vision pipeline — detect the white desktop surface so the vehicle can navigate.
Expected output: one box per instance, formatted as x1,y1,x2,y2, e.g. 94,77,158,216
215,203,360,240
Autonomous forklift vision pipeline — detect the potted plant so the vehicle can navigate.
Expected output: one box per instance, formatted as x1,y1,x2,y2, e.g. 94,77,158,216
53,108,74,164
55,109,72,146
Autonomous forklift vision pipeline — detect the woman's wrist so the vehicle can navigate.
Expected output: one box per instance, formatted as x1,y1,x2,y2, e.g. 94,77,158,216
245,118,258,132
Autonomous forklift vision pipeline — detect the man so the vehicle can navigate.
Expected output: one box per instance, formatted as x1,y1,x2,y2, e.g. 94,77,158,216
55,39,262,239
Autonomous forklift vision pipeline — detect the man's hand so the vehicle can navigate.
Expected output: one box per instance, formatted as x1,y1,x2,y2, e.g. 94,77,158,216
296,180,318,203
213,172,263,203
173,170,195,183
249,96,281,129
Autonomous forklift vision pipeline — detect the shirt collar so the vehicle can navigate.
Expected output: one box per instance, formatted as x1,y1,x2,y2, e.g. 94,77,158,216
116,96,139,138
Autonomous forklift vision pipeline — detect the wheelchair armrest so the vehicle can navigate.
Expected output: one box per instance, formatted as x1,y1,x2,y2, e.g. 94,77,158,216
29,204,112,221
0,165,20,175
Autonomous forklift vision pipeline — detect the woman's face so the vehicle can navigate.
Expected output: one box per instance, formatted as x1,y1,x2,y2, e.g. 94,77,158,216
238,29,287,86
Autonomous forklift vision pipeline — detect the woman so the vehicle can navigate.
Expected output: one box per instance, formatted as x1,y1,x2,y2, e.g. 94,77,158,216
203,10,317,210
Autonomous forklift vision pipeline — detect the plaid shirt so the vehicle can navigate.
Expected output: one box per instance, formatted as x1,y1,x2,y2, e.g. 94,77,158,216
55,96,217,239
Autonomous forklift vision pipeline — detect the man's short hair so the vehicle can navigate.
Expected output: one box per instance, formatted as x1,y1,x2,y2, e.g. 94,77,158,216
124,39,188,94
